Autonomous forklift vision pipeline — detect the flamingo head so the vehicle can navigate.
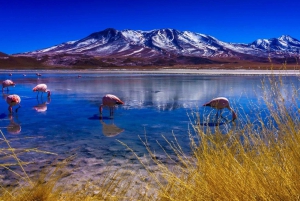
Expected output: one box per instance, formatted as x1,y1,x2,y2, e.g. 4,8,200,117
47,90,51,97
116,100,124,105
8,106,12,113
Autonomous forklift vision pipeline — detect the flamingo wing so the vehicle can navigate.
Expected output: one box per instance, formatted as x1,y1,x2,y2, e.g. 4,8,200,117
108,94,124,105
203,97,229,109
6,95,21,105
33,84,47,92
2,80,15,87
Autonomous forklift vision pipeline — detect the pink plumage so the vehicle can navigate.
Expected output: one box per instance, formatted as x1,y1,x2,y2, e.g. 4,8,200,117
33,84,51,97
203,97,237,121
2,79,15,92
99,94,124,117
6,94,21,113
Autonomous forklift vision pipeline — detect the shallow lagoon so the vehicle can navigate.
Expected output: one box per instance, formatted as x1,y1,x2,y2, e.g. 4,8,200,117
0,72,299,185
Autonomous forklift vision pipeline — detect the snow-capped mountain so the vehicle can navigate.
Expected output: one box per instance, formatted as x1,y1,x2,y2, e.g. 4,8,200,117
24,28,300,59
250,35,300,53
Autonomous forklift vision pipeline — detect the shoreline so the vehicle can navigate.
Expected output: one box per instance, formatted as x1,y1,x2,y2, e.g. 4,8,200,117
1,69,300,75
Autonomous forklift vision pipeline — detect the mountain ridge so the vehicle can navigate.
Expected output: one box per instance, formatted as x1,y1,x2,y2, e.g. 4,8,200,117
1,28,299,69
20,28,300,58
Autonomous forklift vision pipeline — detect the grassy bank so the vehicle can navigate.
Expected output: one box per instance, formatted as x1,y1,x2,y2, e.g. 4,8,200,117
1,75,300,200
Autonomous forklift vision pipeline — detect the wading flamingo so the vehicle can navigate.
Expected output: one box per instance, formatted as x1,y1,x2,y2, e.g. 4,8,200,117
99,94,124,117
203,97,237,122
33,84,51,98
6,94,21,113
2,79,15,92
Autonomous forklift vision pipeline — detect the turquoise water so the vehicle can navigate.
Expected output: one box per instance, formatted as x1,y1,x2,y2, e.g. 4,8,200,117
0,72,299,170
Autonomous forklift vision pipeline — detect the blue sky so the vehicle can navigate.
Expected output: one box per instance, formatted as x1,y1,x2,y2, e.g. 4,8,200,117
1,0,300,54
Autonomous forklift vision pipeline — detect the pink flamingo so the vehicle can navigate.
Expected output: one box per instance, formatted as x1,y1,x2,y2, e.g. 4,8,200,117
2,79,16,92
203,97,237,122
6,94,21,113
99,94,124,117
33,84,51,98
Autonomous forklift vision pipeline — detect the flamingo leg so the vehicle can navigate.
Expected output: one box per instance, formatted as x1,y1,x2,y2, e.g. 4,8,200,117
15,104,21,113
220,109,224,119
110,107,113,117
215,110,219,122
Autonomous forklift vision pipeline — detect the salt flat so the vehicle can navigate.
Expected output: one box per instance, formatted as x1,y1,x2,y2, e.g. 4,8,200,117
1,69,300,75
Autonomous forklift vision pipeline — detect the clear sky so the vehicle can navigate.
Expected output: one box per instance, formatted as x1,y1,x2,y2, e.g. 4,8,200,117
1,0,300,54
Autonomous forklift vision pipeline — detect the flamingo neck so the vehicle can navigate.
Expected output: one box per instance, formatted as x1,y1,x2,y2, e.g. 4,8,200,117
8,106,12,113
228,106,237,121
99,105,103,114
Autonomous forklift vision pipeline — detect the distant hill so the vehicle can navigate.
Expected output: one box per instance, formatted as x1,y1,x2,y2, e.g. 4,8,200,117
0,51,8,57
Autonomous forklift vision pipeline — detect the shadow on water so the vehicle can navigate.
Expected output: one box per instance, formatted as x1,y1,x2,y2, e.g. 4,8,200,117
199,122,227,127
0,113,7,119
88,114,103,120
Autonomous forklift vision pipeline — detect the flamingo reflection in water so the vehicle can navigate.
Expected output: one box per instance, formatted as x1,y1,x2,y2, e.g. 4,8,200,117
33,97,51,112
100,119,124,137
99,94,124,118
203,97,237,123
2,92,9,100
7,114,21,135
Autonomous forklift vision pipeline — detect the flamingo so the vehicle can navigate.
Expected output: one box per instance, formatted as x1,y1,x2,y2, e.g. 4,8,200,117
99,94,124,117
203,97,237,122
2,79,15,92
6,94,21,113
33,84,51,98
